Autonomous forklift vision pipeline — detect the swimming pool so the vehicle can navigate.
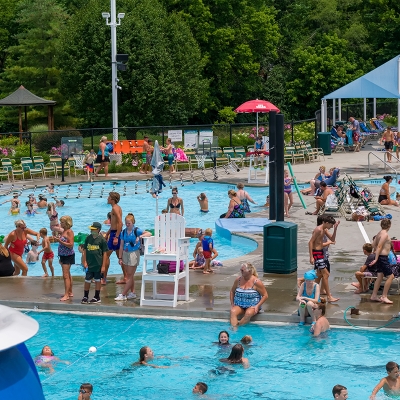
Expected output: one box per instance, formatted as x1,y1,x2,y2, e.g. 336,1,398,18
27,312,398,399
1,181,264,276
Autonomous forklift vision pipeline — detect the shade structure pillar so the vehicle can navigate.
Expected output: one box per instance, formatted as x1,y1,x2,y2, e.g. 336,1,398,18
275,114,285,222
373,98,376,118
398,99,400,130
364,98,367,122
324,100,328,130
332,99,336,125
269,111,277,220
338,99,342,121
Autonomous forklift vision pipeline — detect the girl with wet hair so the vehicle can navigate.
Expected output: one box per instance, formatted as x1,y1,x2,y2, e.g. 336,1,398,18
220,344,249,367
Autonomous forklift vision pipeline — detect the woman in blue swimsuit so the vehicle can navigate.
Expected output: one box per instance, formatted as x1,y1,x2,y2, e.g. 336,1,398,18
220,190,245,219
230,262,268,327
296,270,321,326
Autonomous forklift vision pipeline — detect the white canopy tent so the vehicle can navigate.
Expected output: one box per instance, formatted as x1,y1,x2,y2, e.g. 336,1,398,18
321,55,400,131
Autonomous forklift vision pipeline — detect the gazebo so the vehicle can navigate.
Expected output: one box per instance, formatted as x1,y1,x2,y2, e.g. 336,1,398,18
321,55,400,130
0,86,56,140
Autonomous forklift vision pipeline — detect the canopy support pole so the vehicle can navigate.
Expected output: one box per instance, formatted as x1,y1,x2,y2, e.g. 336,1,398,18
364,98,367,122
321,100,325,131
373,98,376,118
332,99,336,126
324,100,328,131
338,99,341,121
256,112,258,135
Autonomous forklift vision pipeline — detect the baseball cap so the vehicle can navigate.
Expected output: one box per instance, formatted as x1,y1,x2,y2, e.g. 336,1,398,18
89,222,102,230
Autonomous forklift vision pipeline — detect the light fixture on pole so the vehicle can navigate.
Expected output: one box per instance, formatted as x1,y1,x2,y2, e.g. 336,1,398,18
102,1,125,142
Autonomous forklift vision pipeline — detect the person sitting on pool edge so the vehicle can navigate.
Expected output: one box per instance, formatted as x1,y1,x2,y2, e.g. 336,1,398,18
296,270,321,326
193,382,208,394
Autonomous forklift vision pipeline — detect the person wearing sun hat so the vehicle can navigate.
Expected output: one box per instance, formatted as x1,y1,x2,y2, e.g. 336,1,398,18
81,222,108,304
296,270,322,326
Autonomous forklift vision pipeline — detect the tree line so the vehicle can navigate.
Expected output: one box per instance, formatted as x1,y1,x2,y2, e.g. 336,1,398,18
0,0,398,131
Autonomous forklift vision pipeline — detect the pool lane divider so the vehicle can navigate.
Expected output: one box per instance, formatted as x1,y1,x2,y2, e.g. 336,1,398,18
287,162,307,209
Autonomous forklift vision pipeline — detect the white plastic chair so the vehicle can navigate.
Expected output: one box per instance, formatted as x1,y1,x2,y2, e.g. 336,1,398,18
140,213,190,307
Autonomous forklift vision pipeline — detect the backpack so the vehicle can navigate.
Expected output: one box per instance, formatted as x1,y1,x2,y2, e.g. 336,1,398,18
123,227,144,255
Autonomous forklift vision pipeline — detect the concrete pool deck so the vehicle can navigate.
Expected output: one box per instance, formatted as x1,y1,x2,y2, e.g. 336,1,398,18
2,143,400,329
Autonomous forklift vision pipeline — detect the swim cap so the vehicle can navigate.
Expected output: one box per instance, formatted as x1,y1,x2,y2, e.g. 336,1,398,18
304,270,317,280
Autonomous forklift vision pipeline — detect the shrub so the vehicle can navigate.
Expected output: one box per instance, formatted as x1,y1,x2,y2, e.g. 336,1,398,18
32,129,81,152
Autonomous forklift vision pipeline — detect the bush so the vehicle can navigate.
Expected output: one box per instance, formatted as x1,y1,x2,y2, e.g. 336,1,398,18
284,122,315,145
32,129,81,152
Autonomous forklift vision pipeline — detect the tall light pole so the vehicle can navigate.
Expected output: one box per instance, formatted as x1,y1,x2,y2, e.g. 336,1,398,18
102,1,125,142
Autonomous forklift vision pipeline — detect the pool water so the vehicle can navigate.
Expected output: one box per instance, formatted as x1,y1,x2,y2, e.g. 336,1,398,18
27,312,398,399
1,181,263,276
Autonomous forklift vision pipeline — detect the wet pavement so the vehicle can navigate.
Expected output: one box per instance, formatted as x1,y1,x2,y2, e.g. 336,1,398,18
2,143,400,328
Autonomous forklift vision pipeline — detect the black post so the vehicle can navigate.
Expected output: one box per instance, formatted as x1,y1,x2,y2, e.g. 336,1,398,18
276,114,285,221
229,124,232,147
269,111,276,220
29,132,32,158
291,120,294,144
61,159,65,182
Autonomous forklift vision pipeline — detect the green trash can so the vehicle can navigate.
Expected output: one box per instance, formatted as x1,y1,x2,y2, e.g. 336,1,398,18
317,132,332,155
263,222,297,274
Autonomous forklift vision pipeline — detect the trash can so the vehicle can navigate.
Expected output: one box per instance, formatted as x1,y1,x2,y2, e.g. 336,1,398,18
317,132,332,155
263,222,297,274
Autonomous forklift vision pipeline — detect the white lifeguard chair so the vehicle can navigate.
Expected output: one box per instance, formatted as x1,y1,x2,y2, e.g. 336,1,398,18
248,155,268,184
140,213,190,307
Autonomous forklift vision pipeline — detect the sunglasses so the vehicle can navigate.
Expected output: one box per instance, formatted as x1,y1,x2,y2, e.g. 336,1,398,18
172,193,177,195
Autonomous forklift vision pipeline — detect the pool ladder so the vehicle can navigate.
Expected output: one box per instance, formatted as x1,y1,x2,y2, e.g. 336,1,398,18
368,151,399,183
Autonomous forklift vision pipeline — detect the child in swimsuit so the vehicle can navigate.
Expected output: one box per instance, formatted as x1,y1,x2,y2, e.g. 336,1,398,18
189,247,206,270
1,194,20,214
38,228,54,277
83,149,96,181
284,169,294,217
47,202,63,237
34,345,69,374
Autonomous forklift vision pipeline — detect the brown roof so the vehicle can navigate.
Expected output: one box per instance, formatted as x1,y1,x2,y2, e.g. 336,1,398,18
0,85,56,106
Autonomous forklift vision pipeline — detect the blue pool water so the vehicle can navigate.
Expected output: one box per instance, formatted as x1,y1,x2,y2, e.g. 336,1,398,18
27,312,398,399
0,181,264,276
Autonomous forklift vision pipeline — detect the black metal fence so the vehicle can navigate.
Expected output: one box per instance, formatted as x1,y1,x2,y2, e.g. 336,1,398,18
0,118,320,165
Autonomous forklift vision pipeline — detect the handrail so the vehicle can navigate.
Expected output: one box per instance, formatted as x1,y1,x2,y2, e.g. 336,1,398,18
368,152,398,183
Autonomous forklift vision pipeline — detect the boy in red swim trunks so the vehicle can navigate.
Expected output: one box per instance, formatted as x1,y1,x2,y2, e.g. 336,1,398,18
38,228,54,277
202,228,218,274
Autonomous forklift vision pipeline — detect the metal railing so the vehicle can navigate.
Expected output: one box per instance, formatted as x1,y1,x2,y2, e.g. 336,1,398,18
368,151,398,182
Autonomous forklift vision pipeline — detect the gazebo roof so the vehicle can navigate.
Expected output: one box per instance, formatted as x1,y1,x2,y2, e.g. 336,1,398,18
0,85,56,106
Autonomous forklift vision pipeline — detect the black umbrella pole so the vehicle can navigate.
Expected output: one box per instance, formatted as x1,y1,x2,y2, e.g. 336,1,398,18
269,111,276,220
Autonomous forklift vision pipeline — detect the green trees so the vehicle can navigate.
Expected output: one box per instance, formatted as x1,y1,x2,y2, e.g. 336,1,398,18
0,0,71,127
162,0,280,118
58,0,207,127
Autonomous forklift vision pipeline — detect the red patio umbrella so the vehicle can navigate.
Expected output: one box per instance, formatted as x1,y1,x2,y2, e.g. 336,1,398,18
234,99,280,134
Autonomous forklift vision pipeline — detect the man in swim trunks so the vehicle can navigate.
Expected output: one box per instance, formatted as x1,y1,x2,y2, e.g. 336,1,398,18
139,136,152,174
381,127,394,162
369,218,395,304
332,384,348,399
162,138,175,174
104,192,122,284
308,214,339,302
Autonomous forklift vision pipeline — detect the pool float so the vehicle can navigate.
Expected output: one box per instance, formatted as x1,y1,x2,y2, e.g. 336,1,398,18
0,305,45,400
0,235,4,243
287,162,307,209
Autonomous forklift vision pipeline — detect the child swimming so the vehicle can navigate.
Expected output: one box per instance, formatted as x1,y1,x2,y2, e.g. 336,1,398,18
34,345,69,373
